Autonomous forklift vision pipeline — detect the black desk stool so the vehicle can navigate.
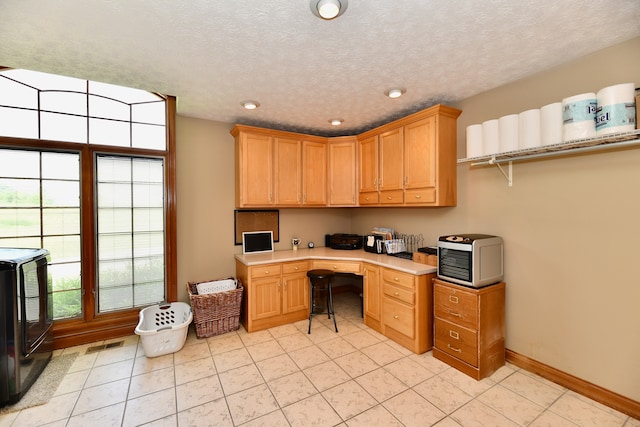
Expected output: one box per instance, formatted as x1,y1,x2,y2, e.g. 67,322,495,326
307,269,338,334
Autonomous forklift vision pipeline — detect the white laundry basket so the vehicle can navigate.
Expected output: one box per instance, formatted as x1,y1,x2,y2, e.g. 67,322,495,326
134,302,193,357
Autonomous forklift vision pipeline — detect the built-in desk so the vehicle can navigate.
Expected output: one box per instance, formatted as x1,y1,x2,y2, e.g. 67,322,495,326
235,248,436,353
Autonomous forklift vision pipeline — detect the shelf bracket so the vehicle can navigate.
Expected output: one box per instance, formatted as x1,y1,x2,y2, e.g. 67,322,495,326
488,157,513,187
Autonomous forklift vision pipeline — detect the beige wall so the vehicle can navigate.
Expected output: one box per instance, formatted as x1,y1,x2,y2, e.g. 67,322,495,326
176,36,640,401
351,36,640,401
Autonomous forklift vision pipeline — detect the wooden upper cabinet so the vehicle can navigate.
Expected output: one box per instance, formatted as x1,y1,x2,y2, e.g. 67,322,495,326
301,140,327,206
274,137,302,206
379,127,404,192
358,135,379,194
404,116,436,190
233,130,274,207
328,137,357,206
232,104,461,208
356,104,461,207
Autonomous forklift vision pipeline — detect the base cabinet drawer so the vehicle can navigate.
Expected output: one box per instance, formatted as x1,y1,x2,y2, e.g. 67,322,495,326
383,297,415,339
383,282,415,305
434,283,478,329
312,260,362,274
434,318,478,366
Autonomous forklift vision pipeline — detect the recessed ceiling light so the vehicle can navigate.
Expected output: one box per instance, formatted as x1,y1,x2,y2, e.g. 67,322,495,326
241,100,260,110
310,0,348,20
329,118,344,126
385,88,406,99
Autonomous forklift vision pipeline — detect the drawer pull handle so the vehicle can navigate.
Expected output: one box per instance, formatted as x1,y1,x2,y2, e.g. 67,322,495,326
393,315,399,319
387,196,392,200
333,265,338,269
447,344,462,353
294,266,299,270
394,291,399,296
449,330,459,340
265,270,270,274
415,195,421,199
394,277,399,281
448,310,461,317
449,295,459,304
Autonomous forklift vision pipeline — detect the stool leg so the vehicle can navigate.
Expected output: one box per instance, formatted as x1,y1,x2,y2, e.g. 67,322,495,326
327,281,338,333
308,281,314,334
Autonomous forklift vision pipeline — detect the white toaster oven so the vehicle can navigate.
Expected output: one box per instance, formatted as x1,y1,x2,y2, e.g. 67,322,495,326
437,234,503,287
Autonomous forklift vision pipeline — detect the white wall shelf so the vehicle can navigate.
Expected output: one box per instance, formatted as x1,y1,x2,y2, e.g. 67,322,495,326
457,129,640,187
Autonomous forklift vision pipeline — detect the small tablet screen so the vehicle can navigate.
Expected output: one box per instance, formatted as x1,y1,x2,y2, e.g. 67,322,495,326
242,231,274,254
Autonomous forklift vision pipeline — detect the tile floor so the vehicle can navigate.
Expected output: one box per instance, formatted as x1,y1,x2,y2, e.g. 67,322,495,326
1,292,638,427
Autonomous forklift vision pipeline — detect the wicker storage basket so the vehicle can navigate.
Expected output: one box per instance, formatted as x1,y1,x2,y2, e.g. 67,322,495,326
187,278,243,338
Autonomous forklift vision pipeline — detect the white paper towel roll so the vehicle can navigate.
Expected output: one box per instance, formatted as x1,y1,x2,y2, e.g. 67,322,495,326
540,102,563,146
596,83,636,136
466,124,483,158
498,114,518,153
518,109,541,149
562,92,597,141
482,119,500,156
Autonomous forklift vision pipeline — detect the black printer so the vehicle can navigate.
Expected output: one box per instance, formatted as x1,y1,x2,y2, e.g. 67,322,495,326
327,234,363,250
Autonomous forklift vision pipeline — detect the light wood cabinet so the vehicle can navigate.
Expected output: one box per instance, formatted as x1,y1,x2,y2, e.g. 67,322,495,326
237,255,435,353
235,260,309,332
433,278,505,380
282,261,310,314
232,126,328,208
232,104,459,208
357,135,379,205
233,130,274,207
381,268,434,354
274,137,302,206
379,127,404,205
301,140,327,206
328,137,357,206
363,263,381,331
356,105,461,207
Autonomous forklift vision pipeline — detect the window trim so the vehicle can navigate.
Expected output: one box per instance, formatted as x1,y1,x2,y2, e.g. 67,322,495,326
0,96,177,349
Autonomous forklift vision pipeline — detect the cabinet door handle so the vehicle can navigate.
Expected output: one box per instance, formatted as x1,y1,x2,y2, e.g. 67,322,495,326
448,310,461,317
449,295,459,304
447,344,462,353
449,330,459,340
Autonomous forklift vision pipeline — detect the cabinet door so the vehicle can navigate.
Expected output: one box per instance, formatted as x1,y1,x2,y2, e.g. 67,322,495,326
282,272,309,314
237,132,273,207
249,276,281,321
274,137,302,206
404,116,437,190
379,127,404,191
363,264,381,322
328,138,357,206
358,135,378,193
301,140,327,205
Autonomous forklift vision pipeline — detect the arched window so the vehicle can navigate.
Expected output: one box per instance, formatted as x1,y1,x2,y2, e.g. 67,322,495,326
0,68,176,347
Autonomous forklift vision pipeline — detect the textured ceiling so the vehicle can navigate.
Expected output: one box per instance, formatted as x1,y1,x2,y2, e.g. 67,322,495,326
1,0,639,136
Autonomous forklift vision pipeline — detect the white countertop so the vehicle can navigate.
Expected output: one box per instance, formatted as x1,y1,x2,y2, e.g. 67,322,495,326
235,247,437,275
